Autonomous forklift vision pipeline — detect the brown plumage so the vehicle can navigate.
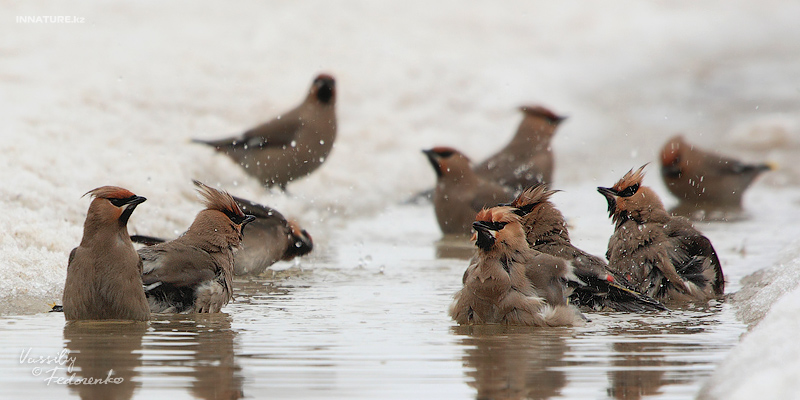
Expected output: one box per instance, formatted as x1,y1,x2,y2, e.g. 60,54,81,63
598,166,725,303
140,181,255,313
473,105,566,190
424,147,513,236
63,186,150,321
194,74,337,190
132,196,313,276
449,206,584,326
230,196,313,275
660,134,773,220
509,185,666,312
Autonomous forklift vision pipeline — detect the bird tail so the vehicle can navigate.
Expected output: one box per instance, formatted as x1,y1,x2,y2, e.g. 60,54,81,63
130,235,167,246
570,272,668,312
191,137,236,149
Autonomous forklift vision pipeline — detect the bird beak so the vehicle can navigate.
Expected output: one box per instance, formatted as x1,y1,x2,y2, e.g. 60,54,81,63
423,149,443,177
597,187,618,217
242,215,256,226
120,196,147,224
127,196,147,207
472,221,497,251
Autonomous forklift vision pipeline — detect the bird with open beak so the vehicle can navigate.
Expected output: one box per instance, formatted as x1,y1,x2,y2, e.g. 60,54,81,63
598,165,725,304
63,186,150,321
660,134,773,220
423,147,513,236
449,206,584,326
140,181,255,313
509,184,666,312
194,74,337,190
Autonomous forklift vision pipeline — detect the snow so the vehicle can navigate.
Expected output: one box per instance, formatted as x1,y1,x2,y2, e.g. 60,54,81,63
3,0,800,397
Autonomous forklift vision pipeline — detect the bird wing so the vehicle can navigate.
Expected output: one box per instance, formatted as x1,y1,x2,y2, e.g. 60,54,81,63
666,222,725,295
194,107,304,149
140,244,218,288
238,106,305,148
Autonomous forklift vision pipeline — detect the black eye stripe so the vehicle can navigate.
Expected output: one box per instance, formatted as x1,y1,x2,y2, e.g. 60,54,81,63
438,151,454,158
478,221,508,231
223,210,249,225
617,184,640,197
109,196,137,207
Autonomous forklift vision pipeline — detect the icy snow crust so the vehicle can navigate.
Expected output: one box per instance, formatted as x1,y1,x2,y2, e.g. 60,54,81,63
2,1,800,396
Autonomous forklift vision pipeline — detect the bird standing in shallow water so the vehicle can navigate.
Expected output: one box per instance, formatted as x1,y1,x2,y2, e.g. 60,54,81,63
660,134,773,220
509,185,666,312
474,105,566,190
598,165,725,304
140,181,255,313
132,195,313,276
194,74,337,190
449,206,584,326
423,147,513,236
63,186,150,321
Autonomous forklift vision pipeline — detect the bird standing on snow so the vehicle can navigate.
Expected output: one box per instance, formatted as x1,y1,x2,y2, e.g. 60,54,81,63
140,181,255,313
660,134,773,220
598,165,725,303
449,206,584,326
508,185,665,312
194,74,337,190
63,186,150,321
473,105,566,190
424,147,513,236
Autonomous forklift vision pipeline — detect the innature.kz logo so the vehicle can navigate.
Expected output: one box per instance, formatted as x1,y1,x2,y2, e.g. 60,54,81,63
16,16,85,24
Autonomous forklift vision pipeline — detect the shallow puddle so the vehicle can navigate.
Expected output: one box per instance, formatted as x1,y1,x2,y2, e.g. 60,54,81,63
0,205,746,399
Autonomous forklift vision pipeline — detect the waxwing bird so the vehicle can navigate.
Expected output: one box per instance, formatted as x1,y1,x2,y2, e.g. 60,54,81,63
660,134,773,220
62,186,150,321
230,195,312,275
141,181,255,313
132,196,313,276
424,147,513,236
598,166,725,304
449,206,584,326
194,74,337,190
509,185,666,312
473,105,566,190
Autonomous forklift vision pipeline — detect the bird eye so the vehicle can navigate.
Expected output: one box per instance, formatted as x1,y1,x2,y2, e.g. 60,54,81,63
437,150,455,158
491,221,508,230
109,196,137,207
224,210,249,225
618,184,639,197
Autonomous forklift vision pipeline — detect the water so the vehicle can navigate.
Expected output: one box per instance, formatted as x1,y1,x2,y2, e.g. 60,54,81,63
0,205,747,400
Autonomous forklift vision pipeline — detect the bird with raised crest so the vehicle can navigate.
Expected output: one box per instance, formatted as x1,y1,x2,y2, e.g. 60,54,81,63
598,165,725,303
63,186,150,321
508,184,666,312
449,206,584,326
140,181,255,313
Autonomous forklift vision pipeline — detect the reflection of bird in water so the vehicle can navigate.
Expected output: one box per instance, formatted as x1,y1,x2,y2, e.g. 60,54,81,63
63,321,148,400
457,326,568,400
146,313,243,400
607,339,666,400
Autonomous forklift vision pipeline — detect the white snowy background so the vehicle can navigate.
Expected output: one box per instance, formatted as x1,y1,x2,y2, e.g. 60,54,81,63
2,1,800,398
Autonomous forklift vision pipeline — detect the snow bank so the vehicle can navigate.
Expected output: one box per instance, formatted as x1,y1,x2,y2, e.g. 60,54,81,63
699,249,800,399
